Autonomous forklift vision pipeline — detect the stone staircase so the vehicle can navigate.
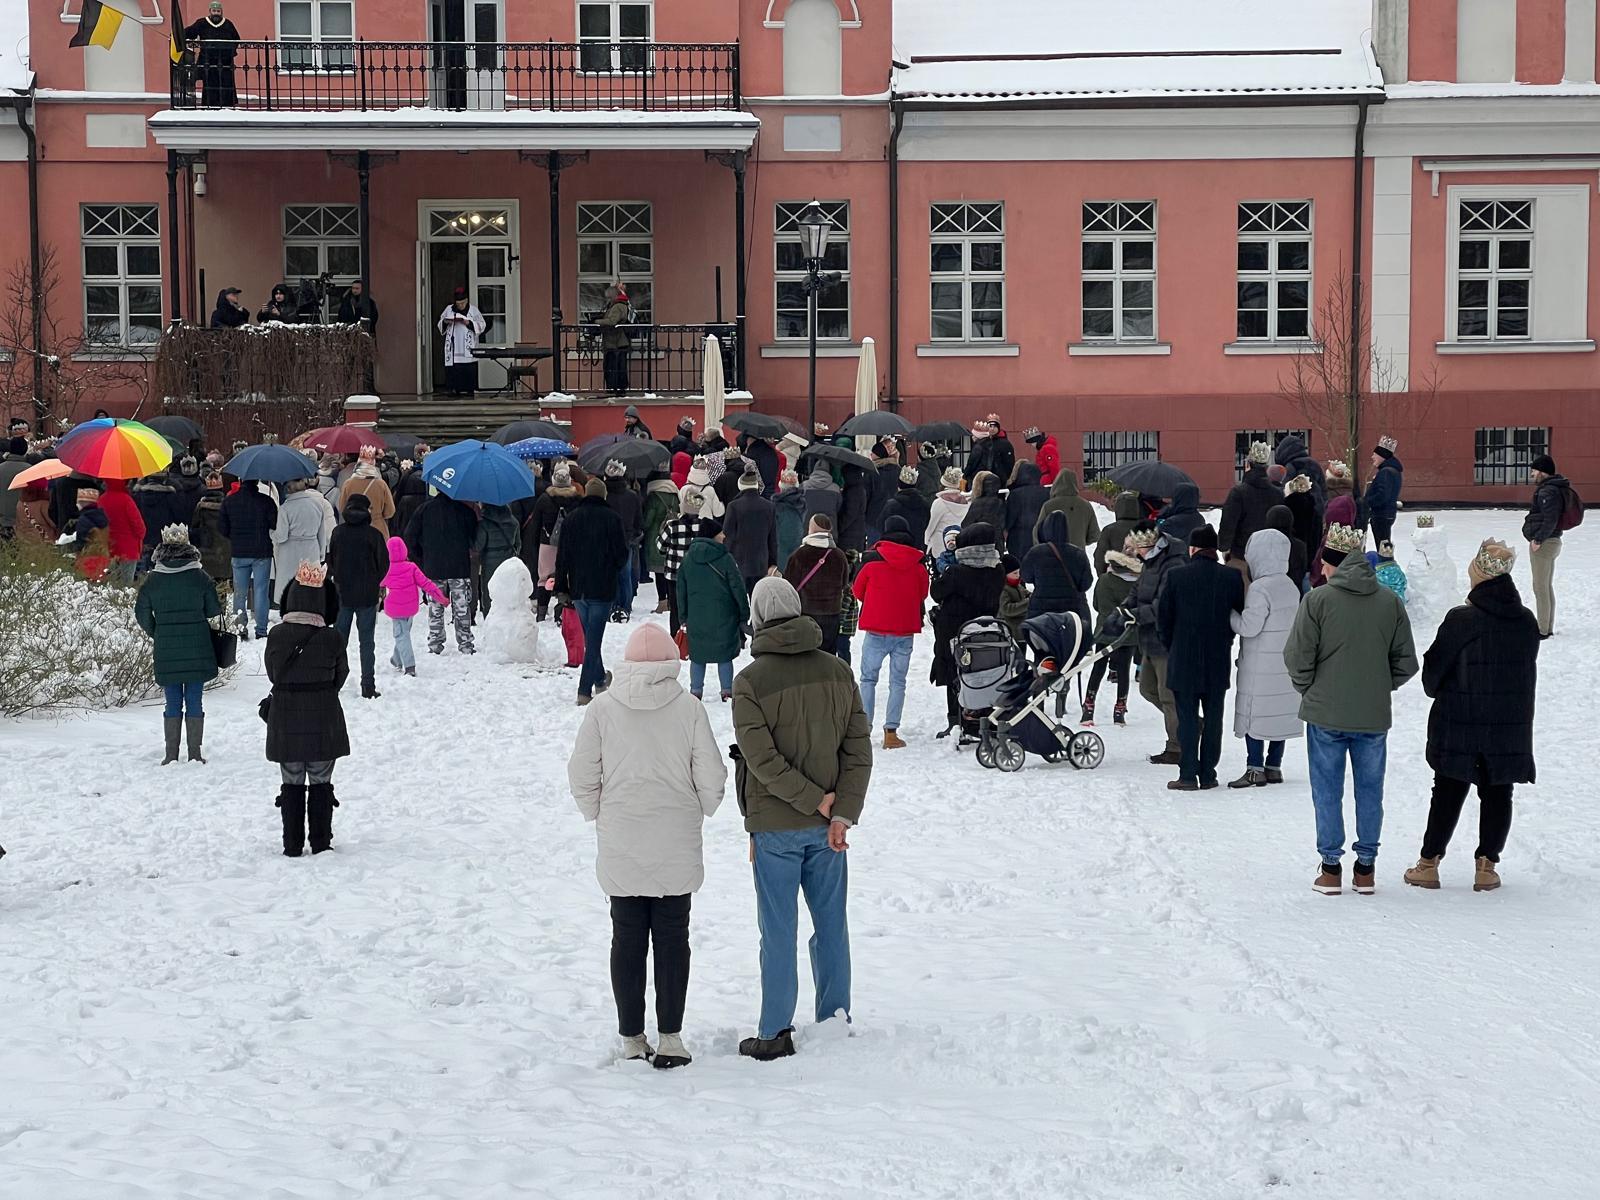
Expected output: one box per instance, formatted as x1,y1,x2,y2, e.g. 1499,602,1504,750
375,394,553,446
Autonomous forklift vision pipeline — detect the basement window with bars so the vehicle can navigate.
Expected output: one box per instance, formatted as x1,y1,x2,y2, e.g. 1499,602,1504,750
1081,201,1156,343
1083,430,1159,482
1474,426,1549,485
1236,202,1312,341
1234,429,1307,480
1455,199,1533,340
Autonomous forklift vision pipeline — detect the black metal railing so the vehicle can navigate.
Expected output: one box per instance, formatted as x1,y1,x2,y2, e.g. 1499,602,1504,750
555,323,736,395
170,40,740,112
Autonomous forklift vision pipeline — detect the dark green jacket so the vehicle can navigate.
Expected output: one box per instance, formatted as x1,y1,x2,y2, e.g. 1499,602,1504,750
642,482,679,571
135,562,222,685
676,537,749,664
1283,555,1419,733
732,615,873,831
1032,470,1101,549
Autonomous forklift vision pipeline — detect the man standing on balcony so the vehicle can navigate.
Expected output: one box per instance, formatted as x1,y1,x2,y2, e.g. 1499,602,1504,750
437,287,486,397
597,284,633,396
184,1,240,108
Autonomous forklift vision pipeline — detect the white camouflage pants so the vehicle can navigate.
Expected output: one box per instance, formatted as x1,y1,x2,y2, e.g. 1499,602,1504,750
427,577,475,654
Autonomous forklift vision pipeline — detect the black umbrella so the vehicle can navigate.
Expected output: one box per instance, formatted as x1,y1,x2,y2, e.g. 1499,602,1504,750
225,443,318,484
1106,459,1196,497
578,437,671,478
908,420,970,443
722,412,793,440
837,410,913,438
378,430,425,455
798,440,875,473
491,419,570,445
145,415,204,444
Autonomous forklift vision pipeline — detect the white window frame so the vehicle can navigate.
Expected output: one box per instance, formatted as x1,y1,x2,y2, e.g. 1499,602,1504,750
282,204,361,320
1081,201,1157,344
774,200,851,342
1449,197,1533,343
577,201,653,324
929,201,1004,343
81,203,162,349
276,0,356,71
576,0,653,72
1236,201,1313,343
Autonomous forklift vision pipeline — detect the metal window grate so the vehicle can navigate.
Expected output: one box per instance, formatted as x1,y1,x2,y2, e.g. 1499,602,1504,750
1234,429,1307,480
1083,430,1158,482
1474,426,1549,486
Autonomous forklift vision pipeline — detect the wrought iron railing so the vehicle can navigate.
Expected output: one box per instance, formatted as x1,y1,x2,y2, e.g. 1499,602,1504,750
555,323,736,395
170,40,740,112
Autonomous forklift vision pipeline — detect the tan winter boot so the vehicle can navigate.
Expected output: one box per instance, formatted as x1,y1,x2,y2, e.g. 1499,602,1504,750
1313,863,1342,895
1404,856,1442,889
883,729,907,750
1474,857,1502,892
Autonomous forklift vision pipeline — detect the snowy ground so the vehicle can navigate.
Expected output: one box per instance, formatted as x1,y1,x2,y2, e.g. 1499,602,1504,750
2,509,1597,1199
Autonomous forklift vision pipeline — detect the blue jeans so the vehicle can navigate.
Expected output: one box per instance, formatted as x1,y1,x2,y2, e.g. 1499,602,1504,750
753,826,851,1040
336,603,377,688
162,680,204,718
576,599,612,696
390,615,416,669
1307,723,1387,866
613,560,634,614
231,556,272,636
1246,736,1285,769
859,632,913,730
689,659,733,697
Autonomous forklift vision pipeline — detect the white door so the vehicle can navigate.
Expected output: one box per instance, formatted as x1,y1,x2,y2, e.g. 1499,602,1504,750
418,203,520,394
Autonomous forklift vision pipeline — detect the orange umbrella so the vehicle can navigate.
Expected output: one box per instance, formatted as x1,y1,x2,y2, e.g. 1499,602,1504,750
6,458,72,490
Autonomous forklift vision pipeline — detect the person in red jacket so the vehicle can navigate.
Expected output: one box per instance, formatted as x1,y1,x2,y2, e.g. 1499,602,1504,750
98,478,147,585
1024,427,1061,486
850,534,930,750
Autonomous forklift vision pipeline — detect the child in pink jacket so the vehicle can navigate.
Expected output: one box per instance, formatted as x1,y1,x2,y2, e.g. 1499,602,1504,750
381,536,447,675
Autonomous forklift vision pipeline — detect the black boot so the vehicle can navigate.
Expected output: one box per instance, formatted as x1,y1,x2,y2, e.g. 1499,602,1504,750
185,716,206,763
277,784,307,857
307,782,339,854
161,716,181,765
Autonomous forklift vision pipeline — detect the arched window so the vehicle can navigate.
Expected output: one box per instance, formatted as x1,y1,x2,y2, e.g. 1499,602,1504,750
782,0,842,95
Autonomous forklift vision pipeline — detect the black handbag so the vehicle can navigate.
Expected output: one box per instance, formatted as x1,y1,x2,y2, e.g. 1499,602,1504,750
209,627,238,670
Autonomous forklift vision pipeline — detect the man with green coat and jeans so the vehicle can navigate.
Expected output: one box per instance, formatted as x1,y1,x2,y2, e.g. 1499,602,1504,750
1283,524,1419,895
732,577,873,1060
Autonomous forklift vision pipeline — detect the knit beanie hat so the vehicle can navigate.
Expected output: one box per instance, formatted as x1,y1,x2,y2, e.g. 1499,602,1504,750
899,465,919,486
1530,453,1556,475
750,576,802,630
699,517,724,539
585,477,607,499
738,463,762,490
552,464,572,488
1469,538,1515,589
624,622,679,663
343,491,371,512
1188,523,1219,552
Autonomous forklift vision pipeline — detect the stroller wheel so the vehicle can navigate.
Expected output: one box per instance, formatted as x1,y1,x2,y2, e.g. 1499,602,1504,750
1068,730,1106,770
975,735,998,769
994,737,1026,773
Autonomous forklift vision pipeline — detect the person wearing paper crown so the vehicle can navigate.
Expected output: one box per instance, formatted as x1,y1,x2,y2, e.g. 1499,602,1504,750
135,523,223,767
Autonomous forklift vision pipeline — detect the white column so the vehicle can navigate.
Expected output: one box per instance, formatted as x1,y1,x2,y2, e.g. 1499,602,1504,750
1567,0,1597,81
1369,156,1414,394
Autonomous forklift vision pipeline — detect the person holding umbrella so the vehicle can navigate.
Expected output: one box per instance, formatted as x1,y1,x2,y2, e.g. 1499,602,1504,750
135,524,222,765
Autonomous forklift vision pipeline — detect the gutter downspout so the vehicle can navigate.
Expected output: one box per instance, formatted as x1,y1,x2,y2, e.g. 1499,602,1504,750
1347,96,1371,473
887,99,905,411
11,88,44,425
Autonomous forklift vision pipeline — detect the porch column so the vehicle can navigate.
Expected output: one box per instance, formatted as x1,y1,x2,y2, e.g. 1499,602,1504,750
165,149,182,323
357,150,371,286
547,150,563,393
732,150,747,390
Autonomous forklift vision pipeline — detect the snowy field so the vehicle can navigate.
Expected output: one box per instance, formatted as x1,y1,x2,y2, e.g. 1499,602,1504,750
2,508,1597,1199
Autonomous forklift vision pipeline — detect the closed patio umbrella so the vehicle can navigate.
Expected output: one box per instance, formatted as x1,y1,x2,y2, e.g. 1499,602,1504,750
702,334,725,434
851,336,879,450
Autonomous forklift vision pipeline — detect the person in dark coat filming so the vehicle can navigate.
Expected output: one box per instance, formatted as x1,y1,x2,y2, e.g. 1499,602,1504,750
1157,523,1245,790
1403,539,1539,894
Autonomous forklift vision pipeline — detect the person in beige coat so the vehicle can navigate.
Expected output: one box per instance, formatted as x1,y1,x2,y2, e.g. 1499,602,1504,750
568,621,727,1070
339,449,397,539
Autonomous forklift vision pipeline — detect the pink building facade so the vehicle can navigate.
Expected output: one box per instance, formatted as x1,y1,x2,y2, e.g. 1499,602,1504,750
3,0,1599,500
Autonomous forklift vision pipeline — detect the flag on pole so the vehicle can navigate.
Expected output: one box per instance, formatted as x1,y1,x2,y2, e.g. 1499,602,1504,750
69,0,125,50
170,0,187,63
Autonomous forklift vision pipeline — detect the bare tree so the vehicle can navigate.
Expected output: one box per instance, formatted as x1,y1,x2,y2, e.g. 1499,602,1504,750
1281,266,1439,486
0,244,151,432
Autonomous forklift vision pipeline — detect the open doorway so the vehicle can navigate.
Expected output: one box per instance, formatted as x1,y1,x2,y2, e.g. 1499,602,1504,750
417,203,518,395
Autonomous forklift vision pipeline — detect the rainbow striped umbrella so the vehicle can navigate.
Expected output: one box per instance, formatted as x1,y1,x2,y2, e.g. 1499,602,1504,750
55,418,174,480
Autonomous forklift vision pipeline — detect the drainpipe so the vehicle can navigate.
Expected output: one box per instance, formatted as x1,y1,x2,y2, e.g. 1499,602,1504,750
1347,96,1371,473
10,89,44,424
887,99,905,410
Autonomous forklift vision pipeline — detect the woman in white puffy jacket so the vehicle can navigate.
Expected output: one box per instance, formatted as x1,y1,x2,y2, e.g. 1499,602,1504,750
567,621,727,1069
1227,528,1304,789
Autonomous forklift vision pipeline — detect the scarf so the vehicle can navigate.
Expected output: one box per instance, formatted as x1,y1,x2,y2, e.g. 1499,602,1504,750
954,544,999,568
802,531,834,549
282,611,326,627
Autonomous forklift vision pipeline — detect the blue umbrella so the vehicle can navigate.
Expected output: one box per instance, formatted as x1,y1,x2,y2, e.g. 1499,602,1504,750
505,436,577,461
421,439,536,504
225,443,318,483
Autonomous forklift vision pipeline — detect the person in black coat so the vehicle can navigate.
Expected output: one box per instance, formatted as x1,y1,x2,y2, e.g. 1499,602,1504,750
722,467,779,594
865,446,901,546
393,466,429,552
837,465,870,554
554,479,630,702
1405,541,1540,892
210,287,248,328
930,522,1011,738
1020,509,1093,626
1156,482,1206,550
326,493,389,699
1218,455,1283,565
668,418,698,456
960,471,1006,547
603,468,645,619
965,418,1015,488
1002,461,1049,556
1156,524,1245,790
265,566,349,857
1264,505,1310,592
336,279,380,335
404,490,479,655
1274,433,1326,521
744,436,781,497
881,466,933,549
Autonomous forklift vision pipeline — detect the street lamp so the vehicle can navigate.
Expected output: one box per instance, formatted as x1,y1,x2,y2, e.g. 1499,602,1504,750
797,200,841,439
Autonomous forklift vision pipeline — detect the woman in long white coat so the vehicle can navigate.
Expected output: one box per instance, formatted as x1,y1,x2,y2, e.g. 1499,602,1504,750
271,478,336,608
567,622,726,1069
1227,527,1304,788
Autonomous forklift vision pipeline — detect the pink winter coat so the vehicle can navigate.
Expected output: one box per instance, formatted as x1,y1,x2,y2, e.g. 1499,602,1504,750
381,536,447,617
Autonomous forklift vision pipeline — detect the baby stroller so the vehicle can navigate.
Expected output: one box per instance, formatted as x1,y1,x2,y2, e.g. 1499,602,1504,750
972,610,1128,773
951,616,1023,747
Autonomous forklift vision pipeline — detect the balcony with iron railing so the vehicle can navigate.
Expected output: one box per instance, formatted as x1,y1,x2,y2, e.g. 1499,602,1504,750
170,40,740,113
554,323,737,395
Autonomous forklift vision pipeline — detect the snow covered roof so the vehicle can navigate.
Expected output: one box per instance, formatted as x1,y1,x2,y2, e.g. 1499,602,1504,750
891,0,1383,104
0,0,32,93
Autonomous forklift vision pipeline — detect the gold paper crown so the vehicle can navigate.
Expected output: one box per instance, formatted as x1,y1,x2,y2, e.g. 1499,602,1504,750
1378,435,1399,452
1326,458,1351,480
1248,440,1272,464
1415,513,1435,528
1474,538,1515,577
1325,523,1365,554
1128,529,1159,549
160,523,191,545
295,560,327,587
1286,474,1313,495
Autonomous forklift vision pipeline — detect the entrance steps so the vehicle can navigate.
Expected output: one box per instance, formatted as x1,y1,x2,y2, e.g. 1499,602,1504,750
375,394,552,447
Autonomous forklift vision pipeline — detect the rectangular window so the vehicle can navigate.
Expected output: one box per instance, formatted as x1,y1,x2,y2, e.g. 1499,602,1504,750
1455,199,1533,340
1082,430,1159,483
81,204,161,348
278,0,355,69
577,201,652,324
577,1,652,72
1236,201,1312,341
1474,426,1549,485
1081,201,1156,342
929,201,1004,342
283,204,361,320
774,200,850,341
1235,429,1307,481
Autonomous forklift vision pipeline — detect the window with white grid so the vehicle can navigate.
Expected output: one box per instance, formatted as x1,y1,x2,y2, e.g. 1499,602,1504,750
1081,201,1156,342
283,205,361,319
1082,430,1159,482
1455,199,1532,340
578,202,652,324
774,200,850,340
81,204,161,348
1236,201,1312,341
578,1,652,71
277,0,354,69
929,202,1004,342
1474,426,1549,485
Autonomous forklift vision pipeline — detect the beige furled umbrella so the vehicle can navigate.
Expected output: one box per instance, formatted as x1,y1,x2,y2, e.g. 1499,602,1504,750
702,334,725,433
852,336,879,450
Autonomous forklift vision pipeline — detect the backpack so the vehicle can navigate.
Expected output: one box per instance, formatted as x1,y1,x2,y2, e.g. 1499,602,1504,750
1558,484,1584,532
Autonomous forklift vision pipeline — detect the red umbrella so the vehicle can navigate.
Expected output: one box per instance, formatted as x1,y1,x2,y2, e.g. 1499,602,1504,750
302,425,385,456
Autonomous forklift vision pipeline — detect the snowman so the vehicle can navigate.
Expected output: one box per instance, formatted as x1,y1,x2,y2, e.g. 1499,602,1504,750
480,557,562,667
1405,514,1460,630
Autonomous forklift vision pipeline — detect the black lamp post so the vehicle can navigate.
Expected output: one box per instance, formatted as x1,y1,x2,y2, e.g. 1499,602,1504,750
797,200,842,440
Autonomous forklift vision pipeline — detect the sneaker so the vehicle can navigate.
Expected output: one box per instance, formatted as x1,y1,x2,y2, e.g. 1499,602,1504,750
1148,749,1182,766
1264,767,1284,784
883,729,906,750
576,693,592,707
1228,768,1268,789
1313,862,1342,895
738,1028,796,1061
653,1032,692,1070
1352,862,1376,895
1403,855,1441,889
1473,856,1502,893
1112,701,1127,727
1080,691,1096,727
620,1034,654,1062
1167,779,1199,792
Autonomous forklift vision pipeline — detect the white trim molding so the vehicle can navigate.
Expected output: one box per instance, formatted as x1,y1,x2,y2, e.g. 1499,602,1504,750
763,0,861,29
1435,339,1595,353
1420,157,1600,196
760,342,864,358
916,343,1019,357
1222,340,1323,356
1067,341,1171,357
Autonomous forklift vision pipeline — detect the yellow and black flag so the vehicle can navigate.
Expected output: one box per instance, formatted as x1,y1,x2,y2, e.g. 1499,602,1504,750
69,0,125,50
170,0,187,63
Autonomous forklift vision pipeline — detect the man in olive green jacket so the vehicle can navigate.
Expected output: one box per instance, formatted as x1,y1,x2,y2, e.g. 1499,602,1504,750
1283,536,1419,896
1032,469,1102,549
732,577,872,1060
